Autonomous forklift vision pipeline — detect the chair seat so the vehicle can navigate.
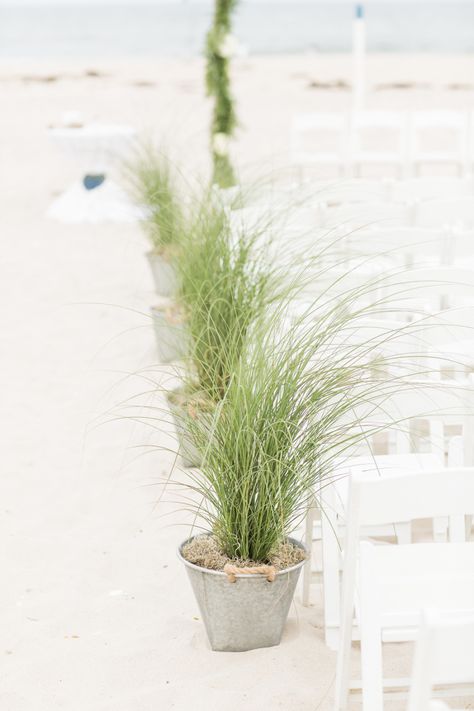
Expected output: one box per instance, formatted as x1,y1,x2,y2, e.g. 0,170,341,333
352,152,404,163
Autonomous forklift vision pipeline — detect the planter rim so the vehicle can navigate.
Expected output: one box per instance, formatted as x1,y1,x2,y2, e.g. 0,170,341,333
150,301,178,313
146,247,180,260
178,534,306,580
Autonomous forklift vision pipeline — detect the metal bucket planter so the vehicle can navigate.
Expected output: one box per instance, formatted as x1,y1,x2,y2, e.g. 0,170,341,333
151,304,188,363
178,536,306,652
146,250,178,298
167,395,202,468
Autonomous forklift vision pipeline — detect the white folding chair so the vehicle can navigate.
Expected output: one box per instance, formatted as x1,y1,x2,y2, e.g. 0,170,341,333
335,467,474,711
343,227,449,268
310,452,442,647
349,111,408,178
391,176,474,203
415,197,474,229
382,265,474,314
229,203,323,245
409,111,469,177
407,608,474,711
320,200,412,231
309,178,392,207
290,113,349,177
306,380,474,647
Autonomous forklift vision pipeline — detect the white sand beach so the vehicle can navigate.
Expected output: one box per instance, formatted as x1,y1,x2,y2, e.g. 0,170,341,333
1,53,474,710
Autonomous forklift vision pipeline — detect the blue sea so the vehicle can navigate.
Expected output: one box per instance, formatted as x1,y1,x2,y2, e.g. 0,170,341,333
1,1,474,58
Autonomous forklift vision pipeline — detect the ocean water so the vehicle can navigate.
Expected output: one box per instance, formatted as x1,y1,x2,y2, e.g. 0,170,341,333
1,2,474,58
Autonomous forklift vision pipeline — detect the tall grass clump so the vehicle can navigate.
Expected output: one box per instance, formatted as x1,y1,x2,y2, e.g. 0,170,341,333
175,192,282,405
129,146,185,256
184,282,432,562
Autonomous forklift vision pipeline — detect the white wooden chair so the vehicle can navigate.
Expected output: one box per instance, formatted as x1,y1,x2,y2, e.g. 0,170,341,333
310,452,442,647
335,467,474,711
319,200,412,231
414,196,474,229
310,178,392,207
407,608,474,711
381,265,474,314
349,111,408,178
390,176,474,203
342,227,449,268
305,380,474,646
290,113,349,177
408,111,469,177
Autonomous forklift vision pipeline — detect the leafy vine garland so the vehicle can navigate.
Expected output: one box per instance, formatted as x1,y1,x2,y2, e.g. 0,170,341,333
205,0,239,187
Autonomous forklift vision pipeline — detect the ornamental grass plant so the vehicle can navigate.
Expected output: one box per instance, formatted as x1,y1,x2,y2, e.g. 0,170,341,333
174,190,284,407
181,274,442,563
128,146,185,256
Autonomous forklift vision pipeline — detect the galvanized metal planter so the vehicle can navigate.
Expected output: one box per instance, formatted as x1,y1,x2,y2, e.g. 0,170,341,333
150,304,188,363
167,396,202,468
178,536,306,652
146,251,177,298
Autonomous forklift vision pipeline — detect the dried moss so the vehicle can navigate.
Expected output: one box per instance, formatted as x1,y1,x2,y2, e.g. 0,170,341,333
182,534,305,572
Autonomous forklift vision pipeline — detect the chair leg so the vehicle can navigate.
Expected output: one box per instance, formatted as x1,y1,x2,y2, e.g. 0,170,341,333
359,543,384,711
466,515,473,540
360,621,384,711
302,504,316,606
321,499,342,647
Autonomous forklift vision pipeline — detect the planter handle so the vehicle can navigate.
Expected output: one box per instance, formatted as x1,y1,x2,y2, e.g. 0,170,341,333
223,563,276,583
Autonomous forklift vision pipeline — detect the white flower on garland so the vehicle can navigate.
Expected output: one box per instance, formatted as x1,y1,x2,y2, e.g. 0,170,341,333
216,33,240,59
213,132,230,157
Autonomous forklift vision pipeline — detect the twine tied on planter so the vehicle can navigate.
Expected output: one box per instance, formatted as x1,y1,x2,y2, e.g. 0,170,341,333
223,563,277,583
164,305,186,325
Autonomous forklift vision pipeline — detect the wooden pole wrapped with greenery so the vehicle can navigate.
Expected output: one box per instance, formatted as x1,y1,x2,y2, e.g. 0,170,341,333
205,0,238,188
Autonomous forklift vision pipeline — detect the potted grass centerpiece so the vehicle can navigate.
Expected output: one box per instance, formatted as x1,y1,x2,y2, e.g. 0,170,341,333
174,275,425,652
167,192,280,466
130,147,185,298
128,150,190,362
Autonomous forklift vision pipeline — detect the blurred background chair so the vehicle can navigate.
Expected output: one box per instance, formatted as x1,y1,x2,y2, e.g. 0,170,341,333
408,110,469,177
348,110,408,178
290,112,349,178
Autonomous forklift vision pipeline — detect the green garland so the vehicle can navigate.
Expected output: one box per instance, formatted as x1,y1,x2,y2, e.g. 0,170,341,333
205,0,238,188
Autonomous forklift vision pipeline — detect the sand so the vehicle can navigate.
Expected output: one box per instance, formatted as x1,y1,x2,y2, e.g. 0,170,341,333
1,53,473,710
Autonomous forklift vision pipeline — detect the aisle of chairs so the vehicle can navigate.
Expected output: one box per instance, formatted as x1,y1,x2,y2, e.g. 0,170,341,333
224,173,474,711
291,110,474,178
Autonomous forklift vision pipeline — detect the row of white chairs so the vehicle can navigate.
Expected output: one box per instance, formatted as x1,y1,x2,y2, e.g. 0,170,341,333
291,111,474,177
334,466,474,711
300,315,474,708
231,194,474,233
303,382,474,632
311,176,474,205
225,180,474,708
321,196,474,230
219,176,474,208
